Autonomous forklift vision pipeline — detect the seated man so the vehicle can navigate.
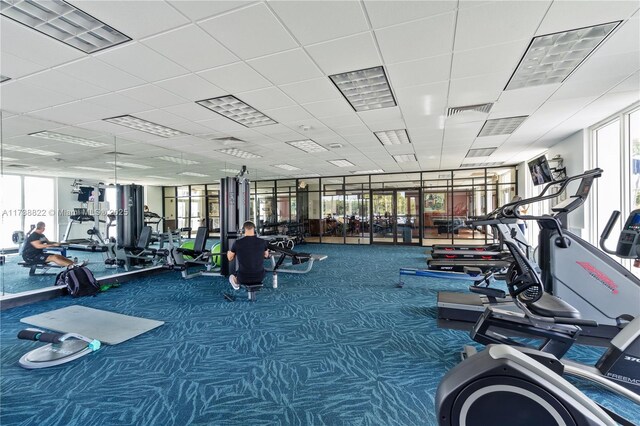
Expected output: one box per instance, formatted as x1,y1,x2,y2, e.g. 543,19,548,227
227,221,270,290
22,222,84,268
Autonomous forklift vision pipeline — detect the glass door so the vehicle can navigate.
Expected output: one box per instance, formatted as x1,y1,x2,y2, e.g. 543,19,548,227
371,189,419,245
372,190,395,243
397,189,420,244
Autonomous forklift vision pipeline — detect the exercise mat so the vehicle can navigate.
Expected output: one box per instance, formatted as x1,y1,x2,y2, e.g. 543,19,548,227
21,305,164,345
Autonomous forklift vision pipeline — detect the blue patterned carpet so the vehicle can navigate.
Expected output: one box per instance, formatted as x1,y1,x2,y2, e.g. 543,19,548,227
1,244,637,425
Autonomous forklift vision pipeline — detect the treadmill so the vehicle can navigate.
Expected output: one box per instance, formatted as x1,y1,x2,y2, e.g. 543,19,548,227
62,208,108,252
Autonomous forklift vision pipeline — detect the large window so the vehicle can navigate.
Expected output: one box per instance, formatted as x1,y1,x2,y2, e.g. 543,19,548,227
630,109,640,210
24,176,55,233
594,119,622,242
0,175,22,249
590,103,640,276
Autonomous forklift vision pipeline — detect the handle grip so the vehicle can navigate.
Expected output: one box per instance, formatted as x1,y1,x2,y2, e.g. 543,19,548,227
17,329,63,344
599,210,620,255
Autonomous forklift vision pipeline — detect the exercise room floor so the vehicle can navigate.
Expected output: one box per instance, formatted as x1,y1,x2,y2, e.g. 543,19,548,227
1,244,637,425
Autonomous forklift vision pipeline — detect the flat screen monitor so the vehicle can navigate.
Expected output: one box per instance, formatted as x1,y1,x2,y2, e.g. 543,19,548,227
77,186,105,202
528,155,554,186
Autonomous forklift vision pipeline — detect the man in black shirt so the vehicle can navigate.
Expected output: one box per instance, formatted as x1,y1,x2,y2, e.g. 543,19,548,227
22,222,76,267
227,221,269,290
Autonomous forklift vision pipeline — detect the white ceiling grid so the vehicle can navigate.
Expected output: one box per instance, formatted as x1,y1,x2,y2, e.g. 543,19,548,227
0,0,638,185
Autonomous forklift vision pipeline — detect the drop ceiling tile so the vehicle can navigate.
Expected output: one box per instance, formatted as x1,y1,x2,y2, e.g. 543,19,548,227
199,3,297,60
119,85,187,108
142,25,238,72
334,124,372,137
268,0,369,45
0,53,45,79
320,114,364,129
537,1,639,35
85,93,152,115
490,84,559,118
455,1,551,51
1,115,62,138
164,103,219,122
0,17,84,68
96,42,189,82
21,69,109,100
364,0,457,29
395,81,449,118
196,117,249,132
358,107,404,127
236,86,295,111
448,73,506,107
263,106,314,123
306,32,382,75
198,62,272,93
30,101,116,125
279,78,342,104
53,57,145,92
167,0,255,21
451,39,527,80
68,0,190,39
155,74,227,102
1,81,75,113
302,99,354,118
386,54,451,89
247,49,322,85
375,12,456,64
609,70,640,94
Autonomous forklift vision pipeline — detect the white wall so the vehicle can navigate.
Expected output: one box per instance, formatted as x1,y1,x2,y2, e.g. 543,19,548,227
144,186,163,215
546,130,588,232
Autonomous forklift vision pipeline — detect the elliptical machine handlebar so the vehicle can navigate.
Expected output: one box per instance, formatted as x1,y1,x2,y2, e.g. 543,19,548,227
501,168,603,220
600,210,621,255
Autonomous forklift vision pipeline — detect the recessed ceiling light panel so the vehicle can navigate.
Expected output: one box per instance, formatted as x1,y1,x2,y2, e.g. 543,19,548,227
329,66,397,112
218,148,262,159
352,169,385,174
104,115,186,138
478,116,528,137
2,144,59,156
178,172,209,177
374,129,411,146
146,175,171,180
156,155,199,165
0,0,131,53
393,154,417,163
460,162,505,168
197,95,276,128
328,159,355,167
105,161,151,169
273,164,300,171
73,166,120,172
506,21,620,90
220,168,239,174
466,147,497,158
287,139,327,153
29,131,108,147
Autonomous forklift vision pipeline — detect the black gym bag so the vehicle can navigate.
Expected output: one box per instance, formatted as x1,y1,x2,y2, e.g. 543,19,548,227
55,266,100,297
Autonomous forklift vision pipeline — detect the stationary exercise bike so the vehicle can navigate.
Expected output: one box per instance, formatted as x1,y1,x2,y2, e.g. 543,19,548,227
436,211,640,425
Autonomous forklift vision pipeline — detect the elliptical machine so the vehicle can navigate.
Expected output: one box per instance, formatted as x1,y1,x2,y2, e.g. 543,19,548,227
436,212,640,424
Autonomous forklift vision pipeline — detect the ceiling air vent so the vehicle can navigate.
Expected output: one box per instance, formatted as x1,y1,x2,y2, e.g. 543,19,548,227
6,164,32,169
447,103,493,117
328,143,343,149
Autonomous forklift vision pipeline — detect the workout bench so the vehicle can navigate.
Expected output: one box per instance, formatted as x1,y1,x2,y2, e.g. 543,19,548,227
18,261,63,276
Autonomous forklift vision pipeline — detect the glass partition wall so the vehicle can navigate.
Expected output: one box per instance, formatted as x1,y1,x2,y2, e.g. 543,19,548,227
161,167,517,246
